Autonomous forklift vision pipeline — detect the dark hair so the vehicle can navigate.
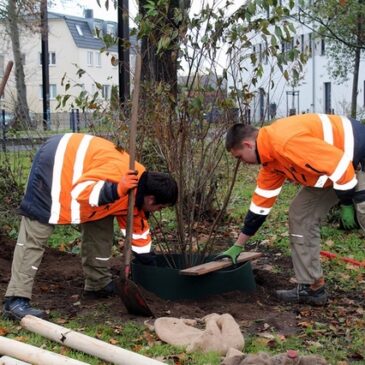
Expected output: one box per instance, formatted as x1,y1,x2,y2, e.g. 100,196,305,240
225,124,258,151
136,171,178,209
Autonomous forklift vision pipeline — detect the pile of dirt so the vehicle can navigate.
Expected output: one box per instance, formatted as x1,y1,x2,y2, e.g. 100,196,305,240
0,234,362,337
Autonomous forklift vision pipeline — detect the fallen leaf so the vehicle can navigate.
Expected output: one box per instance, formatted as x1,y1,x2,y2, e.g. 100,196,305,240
109,338,119,345
60,346,69,356
258,332,275,339
15,336,27,342
325,239,335,247
0,327,8,336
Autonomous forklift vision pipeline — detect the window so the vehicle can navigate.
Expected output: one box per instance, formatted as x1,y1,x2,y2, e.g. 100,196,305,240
321,38,325,56
0,55,4,76
39,52,56,66
102,85,110,100
94,22,102,37
308,33,312,56
106,23,114,35
301,34,305,53
282,39,293,53
324,82,331,114
39,84,57,100
76,24,83,36
87,51,93,66
95,52,101,67
259,88,265,122
258,43,263,63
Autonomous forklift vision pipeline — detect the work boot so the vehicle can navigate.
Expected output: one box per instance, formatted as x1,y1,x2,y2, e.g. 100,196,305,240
2,297,47,320
83,280,120,299
275,284,328,306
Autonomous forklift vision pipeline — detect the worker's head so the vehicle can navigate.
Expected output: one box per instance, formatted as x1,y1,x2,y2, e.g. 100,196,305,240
136,171,178,212
226,124,259,164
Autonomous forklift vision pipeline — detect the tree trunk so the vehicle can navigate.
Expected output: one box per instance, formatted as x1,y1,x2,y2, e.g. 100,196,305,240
7,0,32,128
350,46,360,118
139,0,179,98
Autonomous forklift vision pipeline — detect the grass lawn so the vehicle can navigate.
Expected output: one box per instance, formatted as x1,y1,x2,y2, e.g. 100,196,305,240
0,155,364,364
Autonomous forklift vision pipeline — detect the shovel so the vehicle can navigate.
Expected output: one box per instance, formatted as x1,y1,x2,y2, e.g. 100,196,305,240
118,52,153,317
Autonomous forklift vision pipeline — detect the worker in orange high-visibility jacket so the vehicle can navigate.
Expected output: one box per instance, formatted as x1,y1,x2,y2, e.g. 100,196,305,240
217,113,365,306
3,133,178,320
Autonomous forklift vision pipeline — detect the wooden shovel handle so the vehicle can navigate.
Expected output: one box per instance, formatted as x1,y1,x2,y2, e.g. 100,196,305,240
124,52,142,277
0,61,14,98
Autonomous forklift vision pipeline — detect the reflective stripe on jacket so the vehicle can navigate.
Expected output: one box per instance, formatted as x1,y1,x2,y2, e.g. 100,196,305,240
242,113,365,236
19,133,151,253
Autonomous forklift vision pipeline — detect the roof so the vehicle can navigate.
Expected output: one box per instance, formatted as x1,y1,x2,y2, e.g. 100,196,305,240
48,11,136,53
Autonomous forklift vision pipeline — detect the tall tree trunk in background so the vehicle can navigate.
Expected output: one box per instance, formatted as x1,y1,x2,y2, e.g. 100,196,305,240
351,47,360,118
139,0,179,99
7,0,32,128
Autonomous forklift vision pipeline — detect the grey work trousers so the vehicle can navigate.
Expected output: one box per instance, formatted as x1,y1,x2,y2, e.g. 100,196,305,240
289,170,365,284
288,187,338,285
5,215,114,299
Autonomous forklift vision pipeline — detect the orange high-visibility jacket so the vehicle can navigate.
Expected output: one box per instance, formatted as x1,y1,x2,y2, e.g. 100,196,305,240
20,133,151,253
243,113,365,236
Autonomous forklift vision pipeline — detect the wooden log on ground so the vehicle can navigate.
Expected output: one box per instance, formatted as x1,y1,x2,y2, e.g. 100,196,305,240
180,251,262,276
0,336,88,365
0,356,31,365
21,315,166,365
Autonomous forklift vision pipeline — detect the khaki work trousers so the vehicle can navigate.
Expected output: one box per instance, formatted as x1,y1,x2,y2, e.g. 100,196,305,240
289,170,365,284
5,215,114,299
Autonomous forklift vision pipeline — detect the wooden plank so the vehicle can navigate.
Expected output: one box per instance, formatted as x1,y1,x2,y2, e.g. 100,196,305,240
179,251,262,276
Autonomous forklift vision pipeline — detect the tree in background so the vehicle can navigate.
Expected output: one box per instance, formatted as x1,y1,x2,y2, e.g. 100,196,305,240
0,0,36,128
298,0,365,118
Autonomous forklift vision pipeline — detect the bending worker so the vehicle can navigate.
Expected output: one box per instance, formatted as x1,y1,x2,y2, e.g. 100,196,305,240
219,113,365,305
3,133,178,320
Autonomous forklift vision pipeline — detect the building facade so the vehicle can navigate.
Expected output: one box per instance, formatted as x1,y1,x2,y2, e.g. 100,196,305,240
0,9,134,119
227,3,365,124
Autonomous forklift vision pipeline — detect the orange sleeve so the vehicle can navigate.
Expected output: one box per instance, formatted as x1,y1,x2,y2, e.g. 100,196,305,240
250,167,286,215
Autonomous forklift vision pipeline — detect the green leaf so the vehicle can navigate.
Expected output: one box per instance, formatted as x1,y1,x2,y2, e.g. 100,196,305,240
76,69,86,78
62,94,71,108
275,26,283,39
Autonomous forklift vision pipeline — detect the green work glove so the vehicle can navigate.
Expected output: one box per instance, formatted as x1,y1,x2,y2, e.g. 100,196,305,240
340,204,357,230
214,245,243,264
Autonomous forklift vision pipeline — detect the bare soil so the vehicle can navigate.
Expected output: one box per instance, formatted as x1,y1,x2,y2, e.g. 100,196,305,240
0,234,362,338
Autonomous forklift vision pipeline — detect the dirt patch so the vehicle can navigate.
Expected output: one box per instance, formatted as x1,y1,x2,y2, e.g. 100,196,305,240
0,234,362,339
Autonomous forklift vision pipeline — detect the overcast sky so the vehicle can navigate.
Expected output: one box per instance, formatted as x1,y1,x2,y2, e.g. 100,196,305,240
49,0,239,75
49,0,236,22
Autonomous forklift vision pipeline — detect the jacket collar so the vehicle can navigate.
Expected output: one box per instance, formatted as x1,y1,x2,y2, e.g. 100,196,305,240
256,128,273,165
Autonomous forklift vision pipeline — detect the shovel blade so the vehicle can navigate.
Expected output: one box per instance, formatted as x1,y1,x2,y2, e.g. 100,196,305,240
119,278,154,317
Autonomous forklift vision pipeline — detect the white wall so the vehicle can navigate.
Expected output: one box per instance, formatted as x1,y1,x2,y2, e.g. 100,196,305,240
0,16,124,114
227,15,365,124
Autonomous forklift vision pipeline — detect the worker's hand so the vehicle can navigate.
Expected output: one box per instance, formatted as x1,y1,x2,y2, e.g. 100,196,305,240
340,204,358,230
214,245,243,264
117,170,139,197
